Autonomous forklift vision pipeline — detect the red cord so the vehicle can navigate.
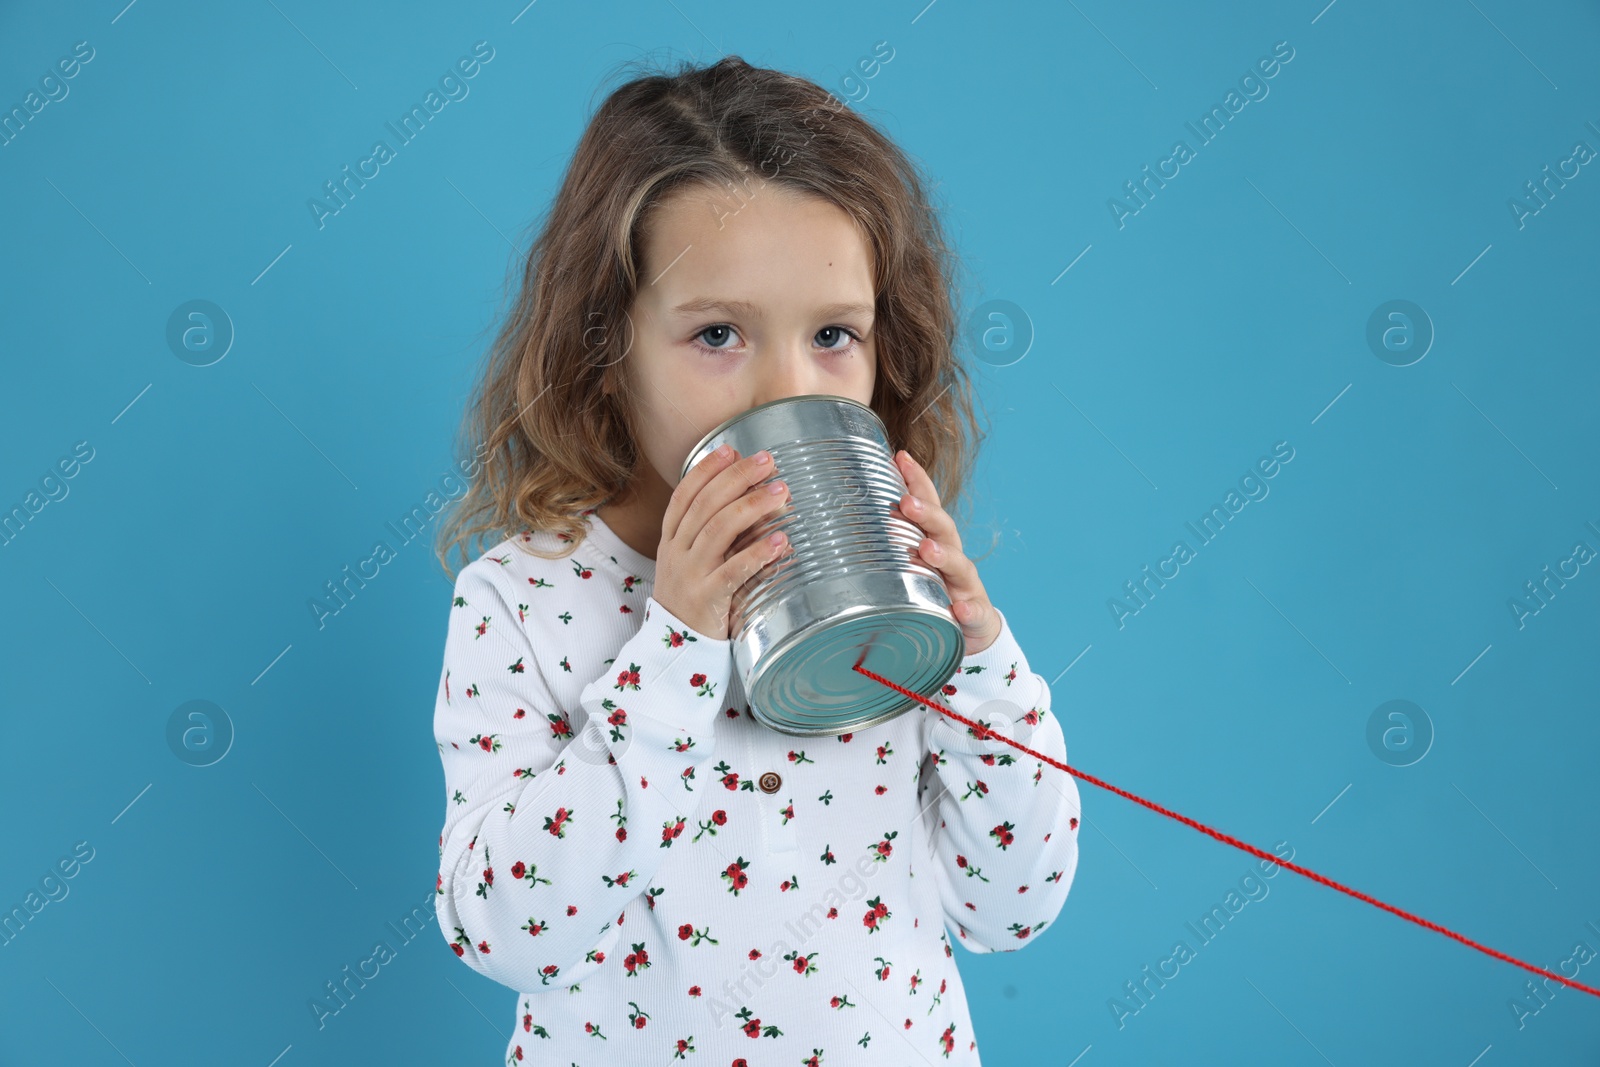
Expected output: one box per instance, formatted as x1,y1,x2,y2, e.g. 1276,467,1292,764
852,662,1600,1000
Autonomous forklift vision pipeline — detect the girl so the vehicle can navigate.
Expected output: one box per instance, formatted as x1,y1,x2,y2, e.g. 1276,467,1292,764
431,54,1081,1065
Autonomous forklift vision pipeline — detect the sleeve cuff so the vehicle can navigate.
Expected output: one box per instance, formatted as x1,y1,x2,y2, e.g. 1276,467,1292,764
959,605,1026,678
640,594,734,650
926,606,1039,754
595,594,736,734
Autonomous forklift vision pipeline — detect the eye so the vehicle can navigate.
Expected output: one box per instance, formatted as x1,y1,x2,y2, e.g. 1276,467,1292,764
691,324,741,355
816,326,863,353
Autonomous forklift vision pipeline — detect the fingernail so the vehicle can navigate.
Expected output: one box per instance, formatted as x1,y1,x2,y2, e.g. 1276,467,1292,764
715,443,731,458
766,480,786,494
909,495,923,511
754,450,771,464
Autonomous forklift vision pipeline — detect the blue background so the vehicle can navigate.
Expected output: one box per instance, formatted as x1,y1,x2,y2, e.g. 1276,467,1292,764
3,0,1597,1063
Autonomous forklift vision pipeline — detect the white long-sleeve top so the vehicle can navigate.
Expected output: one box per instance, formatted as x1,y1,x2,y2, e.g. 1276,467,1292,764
432,509,1081,1065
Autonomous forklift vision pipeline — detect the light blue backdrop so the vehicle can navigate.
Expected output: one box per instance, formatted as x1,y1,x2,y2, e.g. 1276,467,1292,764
3,0,1597,1063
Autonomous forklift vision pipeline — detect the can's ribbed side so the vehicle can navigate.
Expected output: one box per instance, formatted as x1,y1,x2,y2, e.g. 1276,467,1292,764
730,437,938,628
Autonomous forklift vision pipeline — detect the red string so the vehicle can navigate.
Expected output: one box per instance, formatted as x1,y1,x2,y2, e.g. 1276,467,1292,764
851,662,1600,1000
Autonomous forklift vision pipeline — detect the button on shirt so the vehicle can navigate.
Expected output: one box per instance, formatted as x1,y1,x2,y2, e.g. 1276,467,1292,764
432,509,1082,1064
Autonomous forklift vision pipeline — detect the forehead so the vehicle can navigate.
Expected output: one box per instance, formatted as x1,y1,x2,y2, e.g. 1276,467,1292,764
636,182,876,311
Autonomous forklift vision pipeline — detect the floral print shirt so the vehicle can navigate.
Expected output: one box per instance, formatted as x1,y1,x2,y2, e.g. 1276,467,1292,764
432,509,1081,1065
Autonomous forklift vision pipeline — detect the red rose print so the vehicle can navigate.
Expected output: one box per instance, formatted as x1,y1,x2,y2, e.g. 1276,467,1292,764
721,857,751,895
863,895,891,932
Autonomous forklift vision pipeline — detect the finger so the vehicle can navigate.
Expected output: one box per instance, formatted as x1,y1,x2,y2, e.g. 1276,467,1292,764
952,595,998,636
892,491,962,557
682,450,779,557
714,520,791,602
919,536,982,595
664,444,739,543
894,450,942,510
890,484,964,568
694,474,790,564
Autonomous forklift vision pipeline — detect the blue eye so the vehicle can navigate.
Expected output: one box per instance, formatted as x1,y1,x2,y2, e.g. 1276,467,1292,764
816,326,861,351
696,324,738,351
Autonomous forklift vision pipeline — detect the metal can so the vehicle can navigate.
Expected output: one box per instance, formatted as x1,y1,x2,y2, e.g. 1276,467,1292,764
678,394,965,736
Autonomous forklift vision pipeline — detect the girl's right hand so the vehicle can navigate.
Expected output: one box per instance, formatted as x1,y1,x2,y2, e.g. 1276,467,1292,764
653,445,792,641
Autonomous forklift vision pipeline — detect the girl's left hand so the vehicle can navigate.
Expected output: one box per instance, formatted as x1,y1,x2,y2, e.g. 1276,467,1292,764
889,449,1003,656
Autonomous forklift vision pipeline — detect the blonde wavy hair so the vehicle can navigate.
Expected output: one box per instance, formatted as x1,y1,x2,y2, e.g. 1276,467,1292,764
435,53,993,583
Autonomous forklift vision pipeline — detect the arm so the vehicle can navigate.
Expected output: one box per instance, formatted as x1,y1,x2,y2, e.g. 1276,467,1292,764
432,558,733,992
915,606,1081,953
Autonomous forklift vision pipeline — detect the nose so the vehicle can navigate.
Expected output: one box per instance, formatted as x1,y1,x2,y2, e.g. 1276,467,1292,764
749,340,822,410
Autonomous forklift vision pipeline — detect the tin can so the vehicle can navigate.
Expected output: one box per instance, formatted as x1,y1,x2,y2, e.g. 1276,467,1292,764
678,394,965,736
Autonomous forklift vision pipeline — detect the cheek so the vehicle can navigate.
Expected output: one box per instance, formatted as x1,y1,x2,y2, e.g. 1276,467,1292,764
834,347,876,405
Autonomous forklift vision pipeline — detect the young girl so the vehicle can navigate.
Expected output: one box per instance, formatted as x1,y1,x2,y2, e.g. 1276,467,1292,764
431,54,1081,1065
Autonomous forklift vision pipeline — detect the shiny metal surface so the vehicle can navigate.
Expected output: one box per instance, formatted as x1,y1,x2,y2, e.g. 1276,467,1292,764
679,395,965,736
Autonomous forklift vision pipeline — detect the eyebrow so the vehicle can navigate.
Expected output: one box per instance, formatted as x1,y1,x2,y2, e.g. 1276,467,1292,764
668,297,875,321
